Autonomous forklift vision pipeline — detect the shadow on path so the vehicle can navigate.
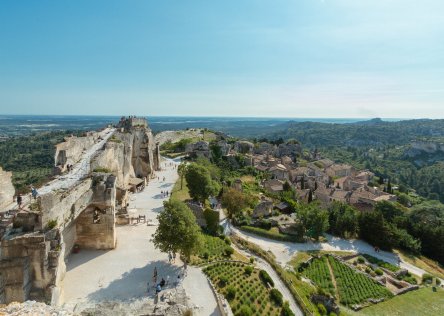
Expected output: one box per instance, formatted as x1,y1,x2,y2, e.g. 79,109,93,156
66,249,111,272
86,260,183,302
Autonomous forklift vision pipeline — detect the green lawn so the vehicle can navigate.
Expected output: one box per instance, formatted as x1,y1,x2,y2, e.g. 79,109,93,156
349,287,444,316
171,176,190,202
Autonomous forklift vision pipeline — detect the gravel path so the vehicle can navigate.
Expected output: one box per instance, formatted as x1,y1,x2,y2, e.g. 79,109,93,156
62,158,220,316
224,220,435,280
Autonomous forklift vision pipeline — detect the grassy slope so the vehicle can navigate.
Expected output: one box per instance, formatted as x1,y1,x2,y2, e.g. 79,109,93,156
171,176,190,202
348,287,444,316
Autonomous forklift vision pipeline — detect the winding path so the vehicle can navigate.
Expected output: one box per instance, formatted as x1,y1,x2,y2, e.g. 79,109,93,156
224,221,436,280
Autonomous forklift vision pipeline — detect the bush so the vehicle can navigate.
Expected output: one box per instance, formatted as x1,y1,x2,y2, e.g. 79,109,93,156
316,303,327,315
259,270,274,287
357,256,365,264
244,266,253,276
226,285,236,300
203,251,209,259
219,275,229,287
45,219,57,230
238,305,253,316
249,257,255,264
270,288,283,306
224,247,234,257
375,268,384,276
317,303,327,315
436,278,441,286
239,226,301,242
224,238,231,245
281,301,295,316
422,273,433,284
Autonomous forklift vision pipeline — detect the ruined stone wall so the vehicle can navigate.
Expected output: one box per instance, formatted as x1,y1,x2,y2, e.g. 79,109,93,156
0,167,15,210
54,134,98,168
38,179,93,230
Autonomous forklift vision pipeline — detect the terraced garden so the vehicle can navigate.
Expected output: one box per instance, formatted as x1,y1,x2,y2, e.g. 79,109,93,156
191,233,236,265
302,256,335,296
301,255,393,309
203,262,289,316
328,256,393,307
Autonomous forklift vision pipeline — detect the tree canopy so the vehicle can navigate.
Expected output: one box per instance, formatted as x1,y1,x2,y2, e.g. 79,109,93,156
152,199,202,260
185,163,220,203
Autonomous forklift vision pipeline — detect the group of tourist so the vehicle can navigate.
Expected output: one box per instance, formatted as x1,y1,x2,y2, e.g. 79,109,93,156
66,164,74,172
160,190,169,198
15,185,39,210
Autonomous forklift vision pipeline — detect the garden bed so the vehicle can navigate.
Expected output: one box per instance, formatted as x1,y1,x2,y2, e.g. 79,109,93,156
328,256,393,307
203,262,288,316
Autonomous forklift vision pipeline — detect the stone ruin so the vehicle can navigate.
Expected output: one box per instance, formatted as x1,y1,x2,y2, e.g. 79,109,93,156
0,117,160,306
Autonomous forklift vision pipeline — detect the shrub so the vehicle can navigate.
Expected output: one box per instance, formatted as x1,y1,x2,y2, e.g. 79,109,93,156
436,278,441,286
259,270,274,287
375,268,384,276
422,273,433,284
357,256,365,264
224,238,231,245
226,285,236,300
92,167,111,173
249,257,255,264
244,266,253,276
270,288,283,306
219,275,229,287
224,247,234,257
317,303,327,315
203,251,209,259
46,219,58,230
281,301,295,316
238,305,253,316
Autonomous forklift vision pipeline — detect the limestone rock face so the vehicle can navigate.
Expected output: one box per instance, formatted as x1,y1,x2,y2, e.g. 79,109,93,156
90,137,135,189
234,141,254,154
131,128,156,178
0,167,15,209
54,133,98,168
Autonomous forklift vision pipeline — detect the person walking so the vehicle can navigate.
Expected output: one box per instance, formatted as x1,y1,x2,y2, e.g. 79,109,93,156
17,194,22,209
31,186,38,200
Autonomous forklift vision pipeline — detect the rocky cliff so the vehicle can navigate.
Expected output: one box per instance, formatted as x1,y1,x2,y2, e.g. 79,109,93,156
0,167,14,209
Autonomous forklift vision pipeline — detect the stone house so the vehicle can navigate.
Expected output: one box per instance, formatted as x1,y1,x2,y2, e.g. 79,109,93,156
269,164,289,181
263,179,284,194
252,201,274,219
326,164,353,178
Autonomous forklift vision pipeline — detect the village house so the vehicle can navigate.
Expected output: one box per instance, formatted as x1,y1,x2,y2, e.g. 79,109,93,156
269,164,290,181
326,163,354,178
263,179,284,194
252,199,274,218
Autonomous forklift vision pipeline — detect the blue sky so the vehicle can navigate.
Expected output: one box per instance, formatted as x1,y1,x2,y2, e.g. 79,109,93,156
0,0,443,118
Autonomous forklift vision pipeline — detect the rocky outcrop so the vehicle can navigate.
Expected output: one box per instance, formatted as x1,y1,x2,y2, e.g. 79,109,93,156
53,132,99,174
406,140,444,157
0,167,14,210
234,141,254,154
0,118,158,306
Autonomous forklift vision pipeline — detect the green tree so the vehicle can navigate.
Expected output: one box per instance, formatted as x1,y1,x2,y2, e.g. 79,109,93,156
153,199,202,261
328,202,359,238
221,187,255,218
299,203,329,240
185,163,220,203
